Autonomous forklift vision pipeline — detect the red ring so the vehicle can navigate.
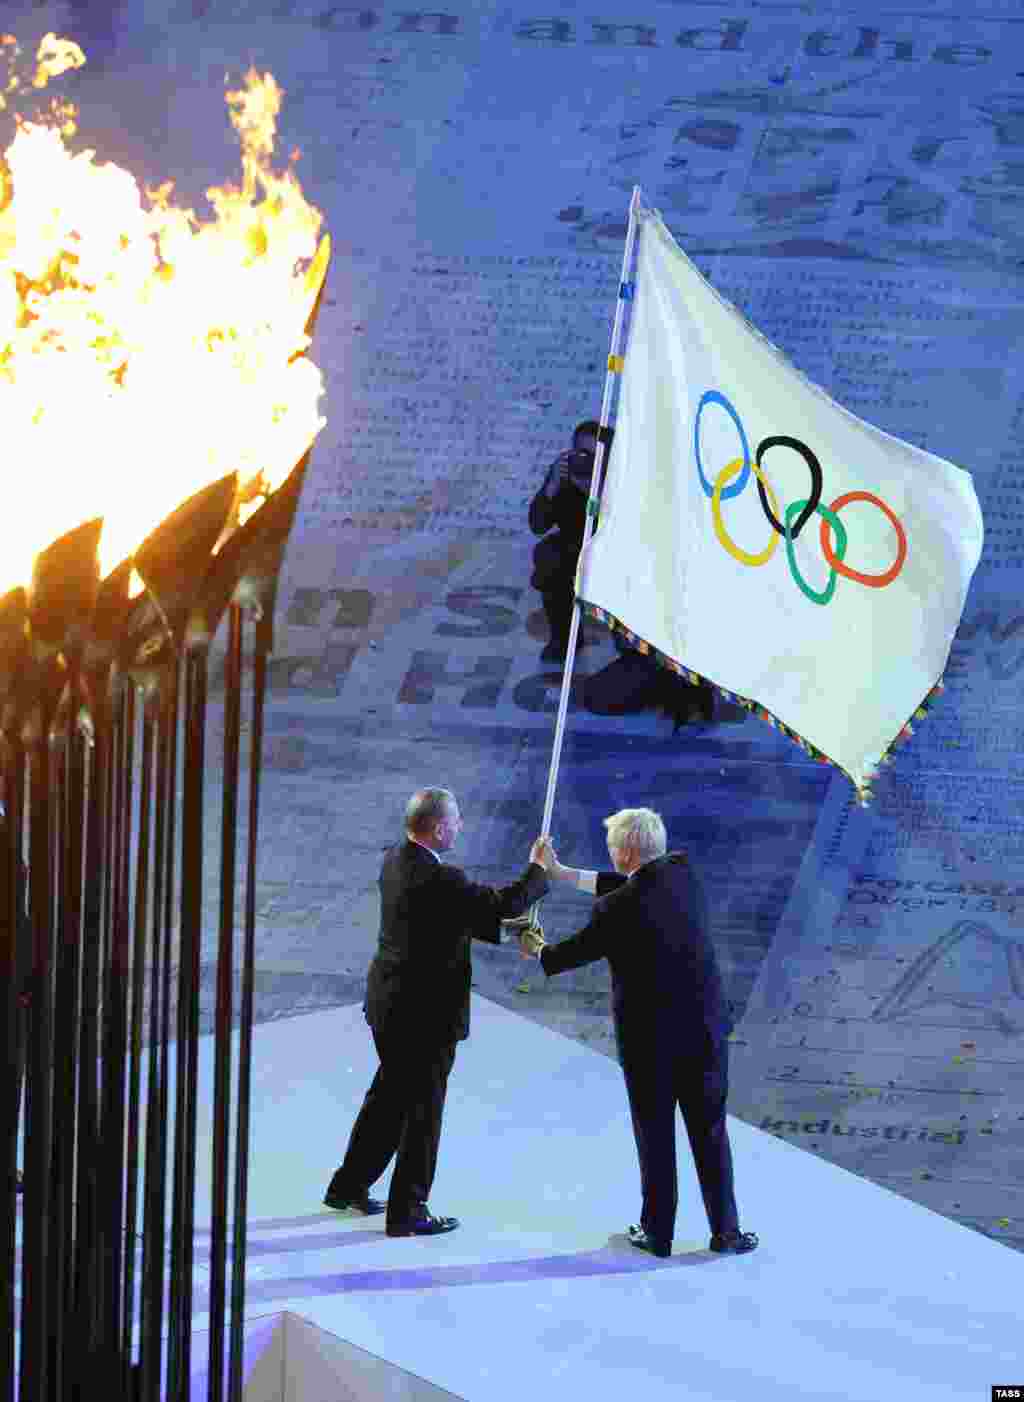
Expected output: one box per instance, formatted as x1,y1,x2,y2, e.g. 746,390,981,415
819,491,907,588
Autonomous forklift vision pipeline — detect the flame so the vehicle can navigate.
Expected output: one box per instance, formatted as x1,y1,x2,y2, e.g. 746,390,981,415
0,38,327,596
30,33,85,89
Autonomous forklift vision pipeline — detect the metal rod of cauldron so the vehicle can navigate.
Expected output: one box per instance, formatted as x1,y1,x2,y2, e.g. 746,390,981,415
50,670,90,1387
72,701,92,1324
46,710,68,1402
208,606,242,1402
0,800,10,1402
118,684,138,1388
47,693,68,1401
77,685,109,1372
100,680,135,1391
0,587,29,1400
20,686,57,1402
168,646,208,1399
167,653,188,1402
76,562,133,1380
157,662,180,1402
151,473,239,1402
123,688,156,1385
139,666,176,1402
0,759,12,1402
0,740,23,1402
227,626,265,1402
180,647,208,1391
93,674,122,1379
166,694,186,1402
221,445,316,1402
12,745,27,1385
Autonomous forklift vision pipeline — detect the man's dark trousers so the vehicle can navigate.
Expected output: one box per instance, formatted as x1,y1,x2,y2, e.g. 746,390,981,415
327,1019,457,1226
621,1036,739,1246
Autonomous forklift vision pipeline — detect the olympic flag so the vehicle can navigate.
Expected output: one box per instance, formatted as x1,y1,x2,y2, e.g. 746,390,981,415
577,205,985,797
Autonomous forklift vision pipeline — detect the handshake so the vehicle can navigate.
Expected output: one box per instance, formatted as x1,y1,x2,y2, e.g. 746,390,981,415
507,836,564,961
503,913,547,960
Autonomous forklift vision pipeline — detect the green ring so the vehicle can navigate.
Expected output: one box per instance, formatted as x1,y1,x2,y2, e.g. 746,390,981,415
785,499,847,605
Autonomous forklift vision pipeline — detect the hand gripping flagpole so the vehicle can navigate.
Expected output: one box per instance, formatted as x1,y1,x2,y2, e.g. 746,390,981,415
519,185,643,937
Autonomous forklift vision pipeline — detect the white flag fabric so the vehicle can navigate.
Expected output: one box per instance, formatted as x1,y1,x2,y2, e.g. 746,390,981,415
577,206,985,796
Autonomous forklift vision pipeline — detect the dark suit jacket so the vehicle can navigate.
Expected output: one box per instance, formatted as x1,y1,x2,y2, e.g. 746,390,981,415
364,840,549,1045
539,853,733,1063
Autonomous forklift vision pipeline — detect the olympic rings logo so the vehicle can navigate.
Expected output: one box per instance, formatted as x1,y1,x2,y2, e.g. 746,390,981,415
694,390,907,606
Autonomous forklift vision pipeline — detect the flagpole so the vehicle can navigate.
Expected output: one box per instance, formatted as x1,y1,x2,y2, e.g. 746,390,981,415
535,184,643,872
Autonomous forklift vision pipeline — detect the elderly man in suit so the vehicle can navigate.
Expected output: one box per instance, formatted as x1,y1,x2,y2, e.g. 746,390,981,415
522,809,758,1260
324,788,549,1236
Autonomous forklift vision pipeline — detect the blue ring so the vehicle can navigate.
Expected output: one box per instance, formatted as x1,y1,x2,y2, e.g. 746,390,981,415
694,391,751,501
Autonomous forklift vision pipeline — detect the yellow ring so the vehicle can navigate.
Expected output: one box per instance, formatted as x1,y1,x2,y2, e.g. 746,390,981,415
711,457,781,567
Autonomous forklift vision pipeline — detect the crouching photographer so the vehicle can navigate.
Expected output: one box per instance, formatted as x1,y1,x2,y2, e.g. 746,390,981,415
528,420,599,664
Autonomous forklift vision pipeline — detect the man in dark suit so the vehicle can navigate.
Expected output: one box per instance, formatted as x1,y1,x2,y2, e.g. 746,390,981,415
323,788,549,1236
522,809,758,1261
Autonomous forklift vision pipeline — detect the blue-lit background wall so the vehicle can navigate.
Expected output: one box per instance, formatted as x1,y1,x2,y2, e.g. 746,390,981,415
22,0,1024,1251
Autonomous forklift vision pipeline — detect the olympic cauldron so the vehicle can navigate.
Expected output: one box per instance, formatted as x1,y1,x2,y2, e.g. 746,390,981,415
0,38,330,1402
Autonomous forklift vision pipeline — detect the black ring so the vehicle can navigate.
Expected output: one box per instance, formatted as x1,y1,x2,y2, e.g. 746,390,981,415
755,436,823,540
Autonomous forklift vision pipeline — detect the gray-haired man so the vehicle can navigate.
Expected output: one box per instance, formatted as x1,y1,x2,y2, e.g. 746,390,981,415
523,808,758,1260
324,788,549,1235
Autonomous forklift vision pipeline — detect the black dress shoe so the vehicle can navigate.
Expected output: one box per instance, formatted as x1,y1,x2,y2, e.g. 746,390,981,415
323,1191,386,1215
386,1210,460,1237
627,1224,671,1259
710,1229,758,1254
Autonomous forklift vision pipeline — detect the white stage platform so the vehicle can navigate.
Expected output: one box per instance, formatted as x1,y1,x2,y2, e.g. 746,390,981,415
173,998,1024,1401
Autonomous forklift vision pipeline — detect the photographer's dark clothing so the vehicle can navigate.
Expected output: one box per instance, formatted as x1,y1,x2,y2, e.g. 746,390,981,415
539,853,740,1246
529,455,591,654
583,646,717,729
528,460,588,556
